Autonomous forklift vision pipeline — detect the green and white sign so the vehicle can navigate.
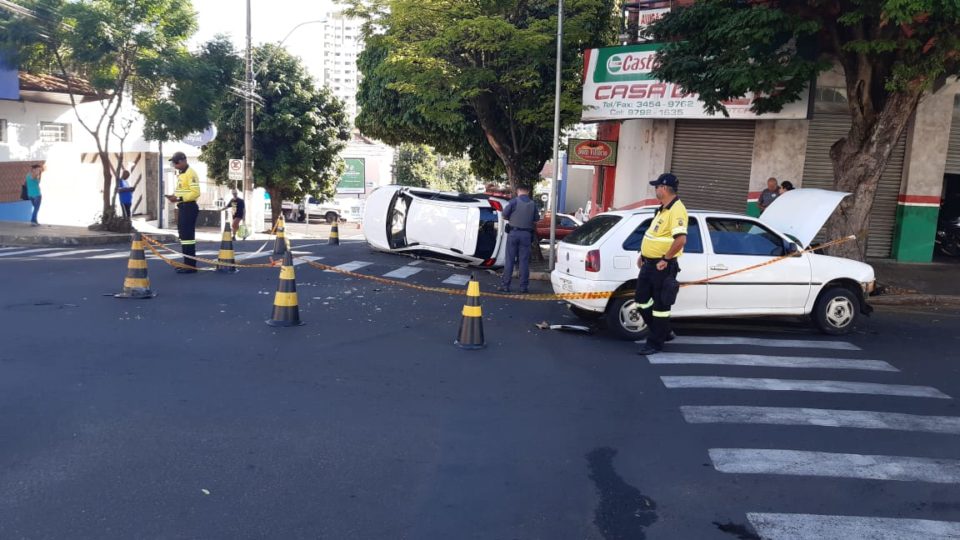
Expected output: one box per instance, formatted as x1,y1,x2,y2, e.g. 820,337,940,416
582,44,810,121
337,158,366,194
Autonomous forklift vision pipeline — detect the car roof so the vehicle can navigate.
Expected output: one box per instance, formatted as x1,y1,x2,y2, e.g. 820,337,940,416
603,207,750,220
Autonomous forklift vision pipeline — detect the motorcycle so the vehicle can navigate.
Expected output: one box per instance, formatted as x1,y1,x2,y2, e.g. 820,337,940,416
936,214,960,257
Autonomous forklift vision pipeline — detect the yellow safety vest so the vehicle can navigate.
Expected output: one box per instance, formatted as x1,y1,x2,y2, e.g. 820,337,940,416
640,197,688,259
174,167,200,203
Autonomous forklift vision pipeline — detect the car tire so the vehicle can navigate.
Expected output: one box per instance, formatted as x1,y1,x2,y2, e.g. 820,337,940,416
812,286,859,335
325,212,338,225
569,305,603,321
605,294,649,341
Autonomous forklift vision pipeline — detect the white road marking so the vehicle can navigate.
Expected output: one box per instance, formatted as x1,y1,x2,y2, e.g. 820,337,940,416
383,265,423,279
0,248,66,257
681,406,960,435
408,260,423,266
443,274,471,286
236,251,271,261
649,353,896,372
88,250,132,259
660,376,950,399
668,336,861,350
292,255,323,267
0,246,21,251
327,261,372,273
36,248,112,258
747,513,960,540
710,448,960,484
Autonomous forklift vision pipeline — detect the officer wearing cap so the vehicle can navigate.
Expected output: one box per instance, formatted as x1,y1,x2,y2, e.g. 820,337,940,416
636,173,687,355
165,152,201,273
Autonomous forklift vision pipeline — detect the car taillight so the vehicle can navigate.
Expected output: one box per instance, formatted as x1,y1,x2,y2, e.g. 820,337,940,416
481,258,496,267
585,250,601,272
489,200,503,212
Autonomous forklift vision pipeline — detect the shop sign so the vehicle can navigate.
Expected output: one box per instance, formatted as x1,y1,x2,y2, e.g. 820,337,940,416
568,139,618,166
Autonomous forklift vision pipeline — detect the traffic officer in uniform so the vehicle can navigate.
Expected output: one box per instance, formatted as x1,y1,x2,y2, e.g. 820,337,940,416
498,184,537,294
165,151,201,273
636,173,687,355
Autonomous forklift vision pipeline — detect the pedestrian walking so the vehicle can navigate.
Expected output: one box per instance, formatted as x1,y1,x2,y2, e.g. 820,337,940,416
635,173,687,356
221,187,245,240
575,207,585,222
498,184,537,294
26,163,42,226
779,180,795,194
165,152,200,273
757,177,780,213
117,169,135,219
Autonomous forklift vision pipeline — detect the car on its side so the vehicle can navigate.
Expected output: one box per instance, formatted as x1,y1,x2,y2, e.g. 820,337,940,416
536,213,582,242
551,189,876,339
362,185,508,267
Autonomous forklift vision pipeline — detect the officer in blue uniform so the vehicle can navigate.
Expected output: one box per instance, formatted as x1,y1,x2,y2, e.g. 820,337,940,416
499,185,537,294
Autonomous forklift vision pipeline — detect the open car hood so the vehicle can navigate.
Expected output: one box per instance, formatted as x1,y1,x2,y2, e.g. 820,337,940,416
758,188,849,248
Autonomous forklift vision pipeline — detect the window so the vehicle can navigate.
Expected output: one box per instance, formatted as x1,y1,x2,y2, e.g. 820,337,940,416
707,218,786,256
622,217,704,253
388,195,410,249
39,122,71,143
0,119,6,143
563,215,622,246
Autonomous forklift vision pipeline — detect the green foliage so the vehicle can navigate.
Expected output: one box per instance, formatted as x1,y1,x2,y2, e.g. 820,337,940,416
349,0,617,186
394,143,478,193
201,44,351,206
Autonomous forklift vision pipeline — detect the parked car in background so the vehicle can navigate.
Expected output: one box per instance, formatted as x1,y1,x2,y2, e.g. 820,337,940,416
536,212,582,242
551,189,876,339
298,197,363,224
363,185,508,267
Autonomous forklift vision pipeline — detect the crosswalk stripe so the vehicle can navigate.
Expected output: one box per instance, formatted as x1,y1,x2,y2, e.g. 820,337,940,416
667,336,861,351
327,261,371,273
443,274,470,286
0,246,21,251
747,513,960,540
710,448,960,484
36,248,112,258
89,251,133,259
660,376,950,399
382,265,423,279
0,247,66,257
649,353,896,372
292,255,322,267
236,251,270,261
681,406,960,435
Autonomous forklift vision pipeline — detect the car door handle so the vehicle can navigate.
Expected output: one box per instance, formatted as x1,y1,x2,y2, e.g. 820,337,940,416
710,264,728,271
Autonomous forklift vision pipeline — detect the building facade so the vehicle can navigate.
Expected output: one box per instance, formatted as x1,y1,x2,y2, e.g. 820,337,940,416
316,11,364,122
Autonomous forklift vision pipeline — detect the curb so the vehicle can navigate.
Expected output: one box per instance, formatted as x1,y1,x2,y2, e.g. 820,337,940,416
0,232,178,247
870,294,960,306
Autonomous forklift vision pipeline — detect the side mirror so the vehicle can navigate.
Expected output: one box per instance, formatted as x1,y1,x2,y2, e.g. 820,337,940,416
785,241,800,255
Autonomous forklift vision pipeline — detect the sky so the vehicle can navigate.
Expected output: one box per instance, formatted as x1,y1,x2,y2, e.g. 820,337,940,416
189,0,339,82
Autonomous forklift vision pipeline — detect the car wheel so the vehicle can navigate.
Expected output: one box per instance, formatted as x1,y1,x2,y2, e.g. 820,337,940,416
297,211,306,223
605,294,649,341
569,305,603,321
325,212,338,225
813,286,859,335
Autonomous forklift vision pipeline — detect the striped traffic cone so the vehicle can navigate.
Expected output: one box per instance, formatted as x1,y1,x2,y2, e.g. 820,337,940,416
115,232,156,299
216,221,238,274
328,221,340,246
272,215,287,260
266,250,304,327
454,273,485,349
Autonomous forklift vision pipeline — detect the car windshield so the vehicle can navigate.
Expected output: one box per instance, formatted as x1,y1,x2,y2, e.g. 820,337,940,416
562,215,622,246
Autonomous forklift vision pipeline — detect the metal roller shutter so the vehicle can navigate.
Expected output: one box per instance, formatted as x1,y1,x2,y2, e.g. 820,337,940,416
945,101,960,175
670,120,755,213
802,112,906,258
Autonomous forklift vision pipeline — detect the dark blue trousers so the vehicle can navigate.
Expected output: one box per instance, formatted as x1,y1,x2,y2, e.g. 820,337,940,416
502,230,532,291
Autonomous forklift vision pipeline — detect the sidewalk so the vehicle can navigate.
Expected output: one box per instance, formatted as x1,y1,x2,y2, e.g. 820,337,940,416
868,258,960,306
0,221,176,246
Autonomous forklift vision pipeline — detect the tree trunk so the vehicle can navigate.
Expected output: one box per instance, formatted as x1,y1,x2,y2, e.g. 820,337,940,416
823,88,922,261
268,187,283,227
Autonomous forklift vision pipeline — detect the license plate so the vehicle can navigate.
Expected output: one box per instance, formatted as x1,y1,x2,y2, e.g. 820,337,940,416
559,278,573,292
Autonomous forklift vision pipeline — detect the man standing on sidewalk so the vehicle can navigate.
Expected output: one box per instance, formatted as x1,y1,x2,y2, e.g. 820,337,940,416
758,177,780,213
221,187,245,241
117,169,135,219
498,184,537,294
636,173,687,356
165,152,200,273
26,163,42,226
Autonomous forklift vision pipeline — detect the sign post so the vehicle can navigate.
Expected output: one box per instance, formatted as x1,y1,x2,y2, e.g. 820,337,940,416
228,159,244,184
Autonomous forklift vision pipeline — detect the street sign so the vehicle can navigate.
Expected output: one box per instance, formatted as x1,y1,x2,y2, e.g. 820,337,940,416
337,158,365,194
568,139,618,166
228,159,244,181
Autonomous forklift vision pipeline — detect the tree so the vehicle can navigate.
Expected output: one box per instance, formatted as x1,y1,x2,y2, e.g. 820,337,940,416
345,0,618,190
394,143,439,188
201,44,351,224
0,0,232,230
437,156,478,194
646,0,960,260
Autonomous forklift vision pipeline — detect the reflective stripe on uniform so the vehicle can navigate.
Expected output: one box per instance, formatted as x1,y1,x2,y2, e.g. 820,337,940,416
637,299,655,309
642,234,674,243
652,310,671,318
181,240,197,245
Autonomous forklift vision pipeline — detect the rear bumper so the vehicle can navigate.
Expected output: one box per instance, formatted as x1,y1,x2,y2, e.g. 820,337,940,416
550,270,622,312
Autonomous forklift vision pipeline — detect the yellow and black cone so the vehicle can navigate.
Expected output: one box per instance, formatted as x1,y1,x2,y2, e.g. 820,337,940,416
217,222,239,274
115,232,156,299
454,273,485,349
266,250,304,327
272,215,287,259
328,221,340,246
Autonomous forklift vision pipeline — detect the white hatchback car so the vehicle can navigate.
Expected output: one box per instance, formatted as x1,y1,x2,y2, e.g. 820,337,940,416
551,189,876,339
363,185,508,267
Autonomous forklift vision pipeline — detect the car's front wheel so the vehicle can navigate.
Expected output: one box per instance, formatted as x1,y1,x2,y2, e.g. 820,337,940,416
813,286,859,335
605,294,648,341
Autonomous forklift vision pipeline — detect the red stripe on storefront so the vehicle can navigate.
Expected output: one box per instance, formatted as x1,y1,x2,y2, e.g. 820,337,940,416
582,49,591,81
898,194,941,205
620,199,660,210
747,191,761,201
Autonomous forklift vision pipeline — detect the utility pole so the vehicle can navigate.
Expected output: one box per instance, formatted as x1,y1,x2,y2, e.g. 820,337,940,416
547,0,563,272
244,0,253,231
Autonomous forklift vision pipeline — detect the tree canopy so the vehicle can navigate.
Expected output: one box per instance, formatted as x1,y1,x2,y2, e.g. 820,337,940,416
394,143,478,193
201,44,351,223
346,0,618,188
647,0,960,259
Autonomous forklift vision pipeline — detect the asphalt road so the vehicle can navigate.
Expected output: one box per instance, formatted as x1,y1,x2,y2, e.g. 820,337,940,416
1,239,959,539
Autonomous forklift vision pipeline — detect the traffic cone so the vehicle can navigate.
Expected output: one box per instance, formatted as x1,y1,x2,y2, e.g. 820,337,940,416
454,273,485,349
217,221,238,274
272,215,287,259
266,250,304,327
115,232,156,299
328,221,340,246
